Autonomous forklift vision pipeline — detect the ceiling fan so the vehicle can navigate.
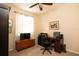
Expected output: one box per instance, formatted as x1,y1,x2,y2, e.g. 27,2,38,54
29,3,53,11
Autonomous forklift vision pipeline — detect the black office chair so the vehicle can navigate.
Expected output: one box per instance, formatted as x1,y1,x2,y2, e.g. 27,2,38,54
38,33,48,46
38,33,52,54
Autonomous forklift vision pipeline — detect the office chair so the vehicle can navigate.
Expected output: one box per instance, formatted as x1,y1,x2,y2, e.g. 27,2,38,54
38,33,48,46
38,33,53,54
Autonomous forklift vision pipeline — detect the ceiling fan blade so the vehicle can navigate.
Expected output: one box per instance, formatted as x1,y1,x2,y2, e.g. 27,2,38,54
29,3,39,8
42,3,53,5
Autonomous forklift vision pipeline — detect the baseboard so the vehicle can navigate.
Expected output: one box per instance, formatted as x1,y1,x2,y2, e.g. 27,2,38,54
67,49,79,55
9,48,14,52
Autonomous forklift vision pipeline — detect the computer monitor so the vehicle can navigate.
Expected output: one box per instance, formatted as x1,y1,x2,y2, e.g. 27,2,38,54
53,32,60,39
20,33,30,40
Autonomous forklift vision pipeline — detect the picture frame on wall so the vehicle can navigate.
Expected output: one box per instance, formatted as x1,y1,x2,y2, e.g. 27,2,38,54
49,21,59,30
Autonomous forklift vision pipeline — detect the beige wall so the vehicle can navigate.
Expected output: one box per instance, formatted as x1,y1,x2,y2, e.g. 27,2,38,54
4,4,39,51
9,7,16,51
33,15,41,43
39,3,79,54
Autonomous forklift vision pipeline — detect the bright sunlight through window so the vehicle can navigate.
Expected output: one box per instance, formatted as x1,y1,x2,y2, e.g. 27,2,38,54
16,14,34,36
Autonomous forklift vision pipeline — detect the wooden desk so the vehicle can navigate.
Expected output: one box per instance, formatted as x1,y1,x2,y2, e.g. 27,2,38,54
54,39,61,53
48,37,62,53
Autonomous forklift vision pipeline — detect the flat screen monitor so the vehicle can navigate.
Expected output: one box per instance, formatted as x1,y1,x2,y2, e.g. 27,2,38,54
20,33,30,40
53,32,60,39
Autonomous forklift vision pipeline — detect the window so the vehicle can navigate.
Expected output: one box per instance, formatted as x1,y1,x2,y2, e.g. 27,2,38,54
16,14,34,36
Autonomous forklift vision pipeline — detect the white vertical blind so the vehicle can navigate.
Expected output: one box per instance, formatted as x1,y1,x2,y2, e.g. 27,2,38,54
16,14,34,36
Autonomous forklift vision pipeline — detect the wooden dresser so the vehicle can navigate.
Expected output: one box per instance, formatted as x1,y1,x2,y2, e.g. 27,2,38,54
16,39,35,51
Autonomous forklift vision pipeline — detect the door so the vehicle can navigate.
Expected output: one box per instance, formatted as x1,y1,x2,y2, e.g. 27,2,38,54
0,4,10,56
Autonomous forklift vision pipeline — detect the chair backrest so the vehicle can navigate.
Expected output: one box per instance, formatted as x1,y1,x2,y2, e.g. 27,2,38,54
40,33,48,38
53,32,60,39
38,33,49,45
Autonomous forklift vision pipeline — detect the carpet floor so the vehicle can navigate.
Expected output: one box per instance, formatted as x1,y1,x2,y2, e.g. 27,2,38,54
9,45,79,56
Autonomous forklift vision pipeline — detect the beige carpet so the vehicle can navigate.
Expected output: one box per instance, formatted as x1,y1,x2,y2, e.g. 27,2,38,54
9,45,79,56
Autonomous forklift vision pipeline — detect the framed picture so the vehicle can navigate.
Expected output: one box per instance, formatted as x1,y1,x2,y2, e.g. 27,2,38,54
49,21,59,30
9,19,13,33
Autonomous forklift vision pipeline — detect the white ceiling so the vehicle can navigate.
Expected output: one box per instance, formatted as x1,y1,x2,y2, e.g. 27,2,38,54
13,3,54,14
